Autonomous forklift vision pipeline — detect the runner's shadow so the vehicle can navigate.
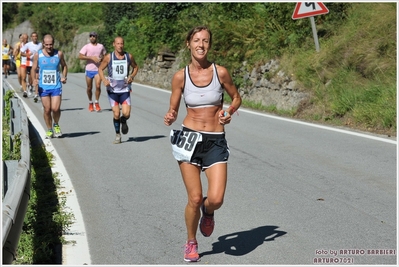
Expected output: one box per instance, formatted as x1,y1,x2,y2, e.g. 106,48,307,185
60,131,100,138
60,107,84,111
199,225,287,258
125,135,166,142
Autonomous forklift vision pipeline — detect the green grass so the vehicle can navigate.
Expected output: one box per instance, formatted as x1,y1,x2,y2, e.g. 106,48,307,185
280,3,396,135
2,90,21,161
14,141,75,264
239,99,296,117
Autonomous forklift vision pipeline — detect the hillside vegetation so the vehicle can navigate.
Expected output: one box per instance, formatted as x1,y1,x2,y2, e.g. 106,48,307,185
3,2,396,136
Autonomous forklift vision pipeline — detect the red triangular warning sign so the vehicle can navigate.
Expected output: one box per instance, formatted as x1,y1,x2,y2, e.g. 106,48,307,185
292,2,329,20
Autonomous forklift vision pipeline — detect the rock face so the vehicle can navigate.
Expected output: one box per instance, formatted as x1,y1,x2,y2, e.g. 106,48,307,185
235,60,310,111
134,51,184,90
3,21,309,111
67,32,95,71
2,21,34,45
2,21,89,71
134,51,309,111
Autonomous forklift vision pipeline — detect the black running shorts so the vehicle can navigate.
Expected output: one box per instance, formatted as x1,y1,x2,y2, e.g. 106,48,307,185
182,126,230,171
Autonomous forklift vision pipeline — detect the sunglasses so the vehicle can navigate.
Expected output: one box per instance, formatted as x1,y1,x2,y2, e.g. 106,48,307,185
89,35,97,37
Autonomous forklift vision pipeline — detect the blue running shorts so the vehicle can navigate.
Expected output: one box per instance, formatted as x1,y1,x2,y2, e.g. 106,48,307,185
38,88,62,97
85,70,98,79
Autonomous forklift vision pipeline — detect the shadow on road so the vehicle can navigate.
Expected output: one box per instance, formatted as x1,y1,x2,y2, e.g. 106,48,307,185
59,131,100,138
199,225,287,258
125,135,166,142
60,107,84,111
99,108,113,112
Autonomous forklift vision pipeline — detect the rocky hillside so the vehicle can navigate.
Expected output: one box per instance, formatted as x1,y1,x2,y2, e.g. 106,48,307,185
3,21,89,71
135,53,309,111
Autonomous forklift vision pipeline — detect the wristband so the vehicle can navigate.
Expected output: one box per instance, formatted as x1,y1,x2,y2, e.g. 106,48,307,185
229,105,239,115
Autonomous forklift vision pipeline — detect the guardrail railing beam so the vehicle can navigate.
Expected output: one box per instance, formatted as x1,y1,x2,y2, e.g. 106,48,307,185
2,82,31,264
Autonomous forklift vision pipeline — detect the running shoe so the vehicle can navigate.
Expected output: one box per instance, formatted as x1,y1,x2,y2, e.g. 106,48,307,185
113,133,121,144
88,103,94,112
95,102,101,112
184,240,200,262
23,91,28,98
4,75,7,79
121,117,129,134
53,124,62,138
33,95,39,103
45,129,54,139
199,197,215,237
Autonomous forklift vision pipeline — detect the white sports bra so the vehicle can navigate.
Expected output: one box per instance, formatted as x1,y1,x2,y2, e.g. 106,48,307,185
183,63,224,108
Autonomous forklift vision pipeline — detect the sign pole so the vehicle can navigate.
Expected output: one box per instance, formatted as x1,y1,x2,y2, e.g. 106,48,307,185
310,16,320,52
292,2,329,52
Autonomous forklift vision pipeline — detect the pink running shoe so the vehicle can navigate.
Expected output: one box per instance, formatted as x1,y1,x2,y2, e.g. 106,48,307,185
184,240,200,262
199,197,215,237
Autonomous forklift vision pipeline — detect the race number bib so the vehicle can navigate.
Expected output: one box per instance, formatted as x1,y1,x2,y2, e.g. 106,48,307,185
170,129,202,162
2,47,9,55
112,59,128,80
42,70,57,85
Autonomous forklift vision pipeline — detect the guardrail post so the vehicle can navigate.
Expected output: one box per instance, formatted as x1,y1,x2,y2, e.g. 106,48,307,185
10,99,21,139
2,161,18,198
2,86,6,115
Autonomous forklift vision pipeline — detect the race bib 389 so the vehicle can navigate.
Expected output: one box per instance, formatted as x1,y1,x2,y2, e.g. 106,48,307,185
170,129,202,162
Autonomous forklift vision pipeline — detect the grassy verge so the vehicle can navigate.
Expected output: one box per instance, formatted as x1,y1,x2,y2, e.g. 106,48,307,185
2,89,74,264
280,3,396,136
14,136,75,264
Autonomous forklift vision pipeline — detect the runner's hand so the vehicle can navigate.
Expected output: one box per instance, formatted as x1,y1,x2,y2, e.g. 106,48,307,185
164,109,177,126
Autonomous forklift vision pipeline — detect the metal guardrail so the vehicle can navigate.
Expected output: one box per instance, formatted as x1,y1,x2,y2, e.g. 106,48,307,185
2,81,31,264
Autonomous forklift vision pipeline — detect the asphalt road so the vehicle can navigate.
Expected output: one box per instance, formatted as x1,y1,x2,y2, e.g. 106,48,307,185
5,73,397,265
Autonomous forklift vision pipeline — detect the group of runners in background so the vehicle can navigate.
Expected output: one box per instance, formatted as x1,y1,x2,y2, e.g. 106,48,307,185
4,26,241,262
5,31,138,143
